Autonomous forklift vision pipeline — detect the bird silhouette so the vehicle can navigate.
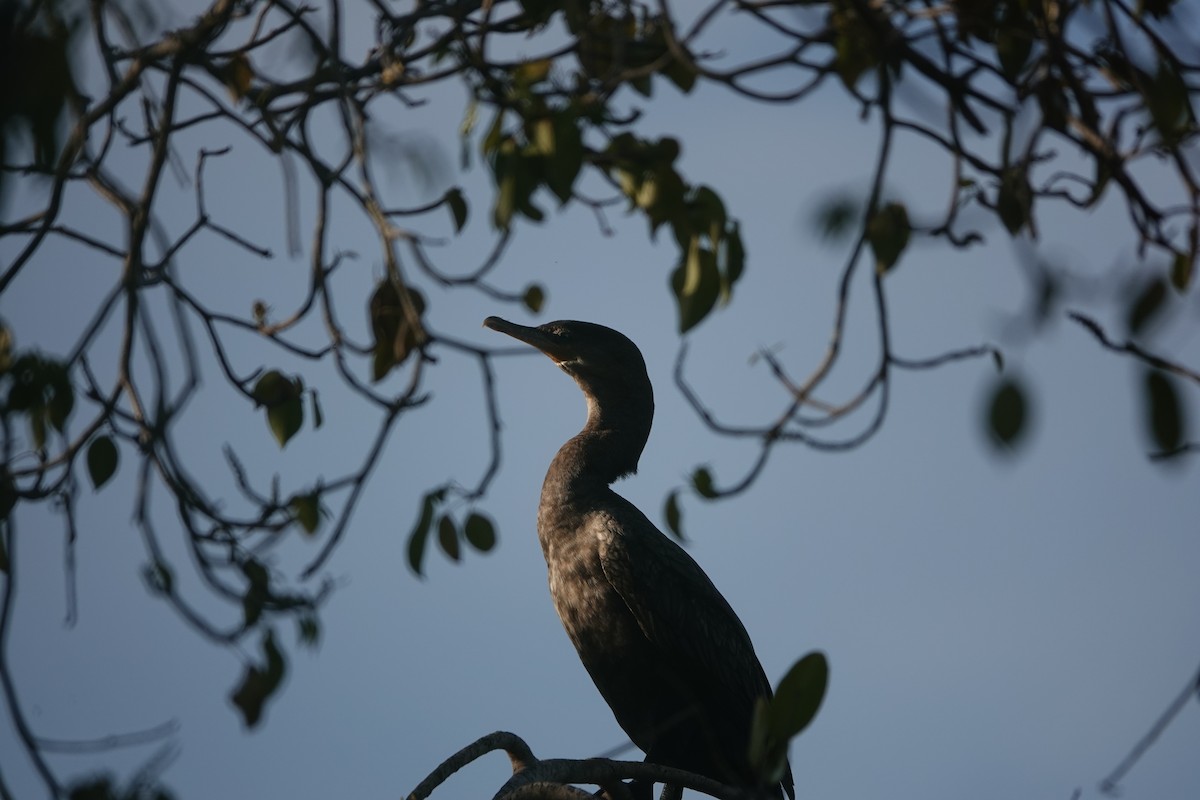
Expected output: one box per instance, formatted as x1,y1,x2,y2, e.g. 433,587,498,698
485,317,794,800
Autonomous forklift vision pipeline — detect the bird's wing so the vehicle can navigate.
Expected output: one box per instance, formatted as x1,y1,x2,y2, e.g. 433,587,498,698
594,494,774,705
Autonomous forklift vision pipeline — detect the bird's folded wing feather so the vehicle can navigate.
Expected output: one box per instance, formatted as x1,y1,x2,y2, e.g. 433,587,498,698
594,497,774,703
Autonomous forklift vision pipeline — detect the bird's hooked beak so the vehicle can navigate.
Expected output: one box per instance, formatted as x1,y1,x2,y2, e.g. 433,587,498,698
483,316,574,364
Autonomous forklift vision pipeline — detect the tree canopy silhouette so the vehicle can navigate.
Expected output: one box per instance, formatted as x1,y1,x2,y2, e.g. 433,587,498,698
1,1,1197,798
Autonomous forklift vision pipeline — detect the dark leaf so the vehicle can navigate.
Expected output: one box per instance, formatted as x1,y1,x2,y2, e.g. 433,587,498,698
1170,248,1194,292
997,167,1033,235
310,389,323,429
830,5,876,89
86,435,119,491
406,489,443,576
867,202,911,274
691,466,717,499
768,651,829,742
663,489,684,541
987,378,1029,451
523,284,546,313
544,113,583,204
290,492,321,535
445,187,468,232
464,512,497,552
437,514,460,562
369,280,427,381
670,238,720,333
267,389,303,448
1144,370,1186,454
45,363,73,432
230,630,287,729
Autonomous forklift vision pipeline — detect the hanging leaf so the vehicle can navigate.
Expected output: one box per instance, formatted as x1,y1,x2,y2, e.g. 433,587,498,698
691,466,717,499
253,371,304,448
749,652,829,784
369,280,427,381
987,377,1029,451
444,187,468,232
86,435,119,491
464,512,497,552
229,630,287,729
1143,369,1186,455
437,514,460,562
663,489,685,541
523,284,546,313
406,489,445,576
670,237,720,333
867,202,911,274
997,167,1033,235
289,492,322,535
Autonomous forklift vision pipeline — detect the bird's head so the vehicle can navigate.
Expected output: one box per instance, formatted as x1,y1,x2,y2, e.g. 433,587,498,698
484,317,654,459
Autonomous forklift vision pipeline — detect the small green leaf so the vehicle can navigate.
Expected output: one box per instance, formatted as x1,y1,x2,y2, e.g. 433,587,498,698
86,435,119,491
406,489,443,576
544,113,583,204
445,187,468,232
267,391,303,448
310,389,323,429
768,651,829,742
523,284,546,313
290,492,321,535
987,377,1029,451
369,281,427,381
691,466,717,499
464,512,497,552
230,630,287,729
513,58,552,87
997,167,1033,235
437,514,460,562
670,238,720,334
252,370,305,448
1144,369,1186,455
1171,248,1195,292
867,202,911,274
663,490,684,541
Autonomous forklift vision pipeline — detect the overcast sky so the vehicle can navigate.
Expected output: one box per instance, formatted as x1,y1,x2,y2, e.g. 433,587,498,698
3,3,1199,800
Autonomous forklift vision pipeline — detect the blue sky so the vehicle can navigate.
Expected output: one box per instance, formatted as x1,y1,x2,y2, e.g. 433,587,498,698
2,3,1199,799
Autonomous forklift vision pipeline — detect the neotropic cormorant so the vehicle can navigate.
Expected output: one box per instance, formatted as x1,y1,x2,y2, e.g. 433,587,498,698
484,317,794,800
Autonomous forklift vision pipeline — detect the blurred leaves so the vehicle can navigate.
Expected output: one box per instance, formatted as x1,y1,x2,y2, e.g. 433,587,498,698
230,630,287,729
867,202,910,274
749,651,829,785
407,488,496,575
1143,370,1187,456
252,370,304,448
86,435,119,490
663,489,684,541
369,280,427,382
986,377,1030,452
